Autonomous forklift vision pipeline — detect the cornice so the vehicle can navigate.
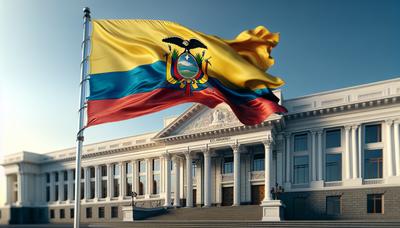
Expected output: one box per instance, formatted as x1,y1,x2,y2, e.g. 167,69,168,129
285,96,400,121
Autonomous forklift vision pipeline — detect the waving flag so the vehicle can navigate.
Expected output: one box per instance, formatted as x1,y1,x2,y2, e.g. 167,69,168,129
87,20,287,126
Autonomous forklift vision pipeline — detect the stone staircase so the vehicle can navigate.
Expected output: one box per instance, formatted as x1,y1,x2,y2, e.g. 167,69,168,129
145,205,263,221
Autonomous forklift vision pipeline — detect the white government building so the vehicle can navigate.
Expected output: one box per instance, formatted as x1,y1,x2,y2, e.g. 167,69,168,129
1,78,400,224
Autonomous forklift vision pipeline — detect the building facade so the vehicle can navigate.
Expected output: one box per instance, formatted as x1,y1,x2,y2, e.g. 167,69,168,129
1,78,400,224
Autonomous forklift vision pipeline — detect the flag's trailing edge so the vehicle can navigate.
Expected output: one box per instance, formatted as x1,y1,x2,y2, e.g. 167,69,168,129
87,20,287,127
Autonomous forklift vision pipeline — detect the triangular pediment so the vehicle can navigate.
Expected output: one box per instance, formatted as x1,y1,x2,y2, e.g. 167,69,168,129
155,103,243,138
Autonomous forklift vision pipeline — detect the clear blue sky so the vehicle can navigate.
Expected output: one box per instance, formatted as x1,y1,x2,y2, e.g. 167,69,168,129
0,0,399,155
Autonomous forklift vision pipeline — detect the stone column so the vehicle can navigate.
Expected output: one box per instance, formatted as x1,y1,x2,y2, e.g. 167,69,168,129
145,158,152,196
107,164,112,199
261,137,284,221
68,169,74,201
163,153,172,207
84,167,89,200
344,126,351,180
5,175,12,205
263,140,272,201
284,133,291,188
94,165,100,200
311,131,317,181
185,150,193,208
232,143,241,206
385,120,394,177
173,156,181,207
203,148,212,207
120,162,125,199
59,171,64,202
351,125,359,179
394,120,400,176
132,160,138,195
317,130,323,181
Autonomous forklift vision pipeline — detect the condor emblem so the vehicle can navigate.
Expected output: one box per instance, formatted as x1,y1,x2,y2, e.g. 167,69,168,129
162,37,210,95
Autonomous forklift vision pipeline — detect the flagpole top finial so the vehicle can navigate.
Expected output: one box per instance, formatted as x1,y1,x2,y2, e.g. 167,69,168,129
83,7,91,17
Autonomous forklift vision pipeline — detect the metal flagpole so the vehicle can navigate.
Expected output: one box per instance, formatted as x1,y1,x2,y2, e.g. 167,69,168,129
74,7,91,228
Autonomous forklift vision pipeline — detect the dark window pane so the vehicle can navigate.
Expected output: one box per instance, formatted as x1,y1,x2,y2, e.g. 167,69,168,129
64,171,68,181
70,208,74,218
113,179,119,197
80,182,85,199
364,150,383,179
326,129,341,148
111,206,118,218
101,166,107,176
223,157,233,174
367,194,383,213
98,207,105,218
46,186,50,202
81,168,84,179
153,159,160,171
50,209,55,219
126,162,132,174
153,174,160,194
294,156,309,184
55,185,59,201
60,209,65,219
113,164,120,176
294,134,308,152
126,177,132,196
326,196,341,215
63,184,68,201
326,154,342,181
101,180,107,198
90,167,95,178
86,207,92,218
46,173,50,183
90,181,95,199
139,176,146,195
72,169,76,180
55,172,59,182
365,124,382,143
253,153,265,171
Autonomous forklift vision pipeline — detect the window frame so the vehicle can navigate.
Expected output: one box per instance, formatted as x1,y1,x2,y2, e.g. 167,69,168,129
326,195,342,216
367,193,384,214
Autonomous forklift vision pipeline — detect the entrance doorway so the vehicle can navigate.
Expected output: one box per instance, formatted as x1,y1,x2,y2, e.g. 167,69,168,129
251,185,265,205
221,187,233,206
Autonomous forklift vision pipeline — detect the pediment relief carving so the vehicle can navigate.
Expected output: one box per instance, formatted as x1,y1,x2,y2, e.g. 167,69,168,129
172,104,242,135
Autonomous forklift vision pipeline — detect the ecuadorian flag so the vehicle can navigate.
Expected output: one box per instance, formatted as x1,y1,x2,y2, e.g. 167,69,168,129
87,20,287,127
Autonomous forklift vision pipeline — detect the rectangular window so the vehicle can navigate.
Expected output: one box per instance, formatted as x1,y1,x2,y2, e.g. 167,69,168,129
63,171,68,181
139,160,146,173
326,129,341,148
326,196,341,215
98,207,105,218
126,177,132,196
113,164,120,176
111,206,118,218
86,207,92,218
294,133,308,152
80,182,85,199
55,185,59,201
364,149,383,179
294,156,309,184
50,209,55,219
70,208,74,219
101,165,107,177
63,184,68,201
72,169,76,180
90,167,95,178
367,194,383,213
223,157,233,174
153,159,160,171
90,181,95,199
252,153,265,171
55,172,59,182
153,174,160,194
365,124,382,143
72,183,75,200
192,162,196,177
60,209,65,219
113,179,120,197
139,176,146,195
46,186,50,202
46,173,50,183
101,180,107,198
126,162,132,174
326,154,342,181
81,168,84,179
